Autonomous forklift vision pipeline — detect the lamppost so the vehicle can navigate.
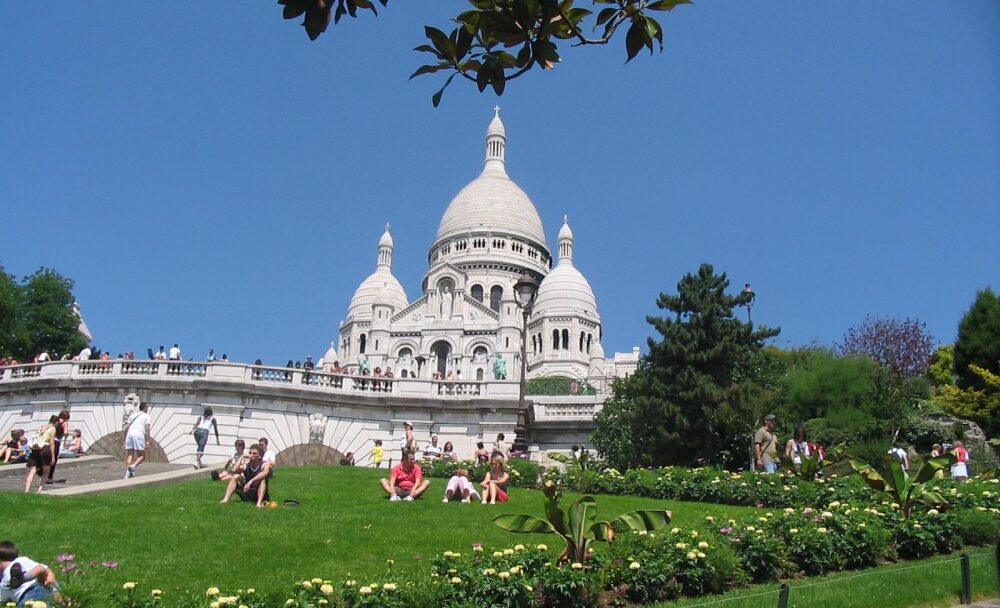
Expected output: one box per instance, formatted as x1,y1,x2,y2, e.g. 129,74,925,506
511,270,539,455
741,283,756,325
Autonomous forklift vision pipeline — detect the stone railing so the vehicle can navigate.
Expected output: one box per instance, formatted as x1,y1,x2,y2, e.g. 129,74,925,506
0,360,519,400
531,395,605,421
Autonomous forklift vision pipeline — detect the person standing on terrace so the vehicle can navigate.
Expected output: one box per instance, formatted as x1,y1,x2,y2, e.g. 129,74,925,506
192,407,220,470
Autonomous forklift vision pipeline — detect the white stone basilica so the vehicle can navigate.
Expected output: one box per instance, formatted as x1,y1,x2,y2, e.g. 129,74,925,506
332,111,634,387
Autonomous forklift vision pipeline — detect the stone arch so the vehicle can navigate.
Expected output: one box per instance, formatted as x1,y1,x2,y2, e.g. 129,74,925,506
88,431,168,463
275,443,346,466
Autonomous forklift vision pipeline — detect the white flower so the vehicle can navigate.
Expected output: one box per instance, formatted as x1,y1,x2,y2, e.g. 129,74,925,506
382,583,397,591
514,544,525,551
206,587,220,597
629,561,641,570
687,551,698,560
536,544,548,550
320,584,334,595
359,586,372,595
571,562,583,569
927,509,939,516
123,582,137,590
698,541,709,549
498,571,511,580
450,577,462,584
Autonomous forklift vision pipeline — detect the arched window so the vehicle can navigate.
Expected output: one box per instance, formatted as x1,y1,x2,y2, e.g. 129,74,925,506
473,345,488,361
531,335,537,355
476,368,484,381
587,333,593,354
552,329,560,350
490,285,503,312
401,369,409,378
579,332,585,352
398,347,412,361
562,329,569,351
471,284,484,303
359,333,367,354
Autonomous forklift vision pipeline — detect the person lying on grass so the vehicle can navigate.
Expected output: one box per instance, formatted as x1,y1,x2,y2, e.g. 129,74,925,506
0,540,58,607
379,449,430,502
442,468,480,503
219,443,271,508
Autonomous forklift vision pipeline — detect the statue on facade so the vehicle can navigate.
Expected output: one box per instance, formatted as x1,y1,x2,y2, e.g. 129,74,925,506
308,413,328,444
492,354,507,380
357,355,370,374
440,286,453,319
122,393,141,429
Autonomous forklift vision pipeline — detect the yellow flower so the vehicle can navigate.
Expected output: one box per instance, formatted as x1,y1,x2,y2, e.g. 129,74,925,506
697,551,706,559
675,542,687,549
320,584,334,595
817,527,828,533
285,600,295,606
704,516,714,522
637,530,648,536
318,601,328,606
629,561,641,570
927,509,939,515
690,531,699,538
503,548,514,555
359,587,372,595
821,511,833,518
698,541,709,549
300,581,313,589
789,528,799,534
383,583,397,591
687,551,698,560
670,527,681,534
210,603,220,608
151,589,162,597
123,582,137,590
344,581,355,587
524,585,534,592
451,576,462,584
206,587,220,597
510,566,523,574
442,550,454,557
514,544,525,551
536,544,547,551
498,571,511,580
311,577,323,584
219,597,238,606
571,562,583,569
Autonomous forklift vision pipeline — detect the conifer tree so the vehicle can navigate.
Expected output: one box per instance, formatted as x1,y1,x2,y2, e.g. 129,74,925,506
595,263,779,467
953,288,1000,390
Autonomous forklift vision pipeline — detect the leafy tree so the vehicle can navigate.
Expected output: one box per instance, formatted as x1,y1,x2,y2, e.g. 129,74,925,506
277,0,692,105
934,365,1000,437
593,263,779,467
592,375,648,469
837,315,934,378
14,268,87,360
926,344,955,387
782,349,876,426
0,265,17,356
953,288,1000,390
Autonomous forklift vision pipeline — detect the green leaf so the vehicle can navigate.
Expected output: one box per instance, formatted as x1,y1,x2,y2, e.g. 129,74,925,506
918,491,949,509
624,21,645,63
913,453,955,484
850,458,887,492
431,73,457,108
409,64,447,80
885,455,909,497
647,0,691,11
595,7,616,27
493,513,558,534
281,1,306,20
609,509,672,533
424,26,455,57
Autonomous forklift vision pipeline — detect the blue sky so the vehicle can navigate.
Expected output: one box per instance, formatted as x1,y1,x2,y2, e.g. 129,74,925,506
2,3,998,364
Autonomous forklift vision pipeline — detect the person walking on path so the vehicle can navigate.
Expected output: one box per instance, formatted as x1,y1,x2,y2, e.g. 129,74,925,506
46,410,70,483
191,407,220,469
123,404,151,478
24,416,58,493
754,414,780,473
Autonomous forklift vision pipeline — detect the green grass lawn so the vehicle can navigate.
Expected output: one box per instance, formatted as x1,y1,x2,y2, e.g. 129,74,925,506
0,467,753,595
0,466,995,608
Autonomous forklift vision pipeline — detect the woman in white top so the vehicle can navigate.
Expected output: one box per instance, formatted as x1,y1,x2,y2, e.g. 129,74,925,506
785,426,809,469
0,540,57,607
192,407,220,469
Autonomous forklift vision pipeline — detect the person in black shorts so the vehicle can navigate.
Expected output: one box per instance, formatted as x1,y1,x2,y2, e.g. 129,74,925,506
219,443,271,507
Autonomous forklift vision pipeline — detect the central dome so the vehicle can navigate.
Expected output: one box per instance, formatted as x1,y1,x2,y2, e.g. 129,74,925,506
434,111,547,250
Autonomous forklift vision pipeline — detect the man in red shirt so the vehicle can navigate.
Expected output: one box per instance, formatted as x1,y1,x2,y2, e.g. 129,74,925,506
379,449,430,501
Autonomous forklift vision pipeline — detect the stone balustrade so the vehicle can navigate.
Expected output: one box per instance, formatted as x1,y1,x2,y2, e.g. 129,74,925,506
0,360,515,400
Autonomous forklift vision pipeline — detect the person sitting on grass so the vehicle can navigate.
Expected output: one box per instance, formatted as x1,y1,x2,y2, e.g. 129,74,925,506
212,439,247,482
0,540,58,607
219,443,271,508
442,468,479,503
480,455,510,505
379,449,429,502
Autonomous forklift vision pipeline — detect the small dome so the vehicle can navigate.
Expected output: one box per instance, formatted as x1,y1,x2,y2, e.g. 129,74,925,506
347,270,408,320
378,225,394,247
532,264,598,317
557,218,573,241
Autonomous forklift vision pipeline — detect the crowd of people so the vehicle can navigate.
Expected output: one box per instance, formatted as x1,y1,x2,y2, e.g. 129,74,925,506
754,413,974,480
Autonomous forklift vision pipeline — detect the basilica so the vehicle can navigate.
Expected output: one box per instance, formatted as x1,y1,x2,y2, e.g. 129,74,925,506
330,111,636,387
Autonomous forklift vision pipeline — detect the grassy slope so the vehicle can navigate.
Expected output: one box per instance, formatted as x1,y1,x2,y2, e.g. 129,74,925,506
1,466,995,607
0,467,752,594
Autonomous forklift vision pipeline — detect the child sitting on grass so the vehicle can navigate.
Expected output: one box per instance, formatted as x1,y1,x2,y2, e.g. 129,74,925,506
442,468,480,503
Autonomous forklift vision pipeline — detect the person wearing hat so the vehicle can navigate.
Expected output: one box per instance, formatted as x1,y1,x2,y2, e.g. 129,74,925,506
754,414,780,473
399,421,417,460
